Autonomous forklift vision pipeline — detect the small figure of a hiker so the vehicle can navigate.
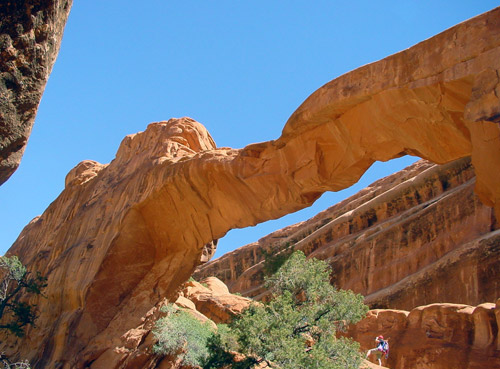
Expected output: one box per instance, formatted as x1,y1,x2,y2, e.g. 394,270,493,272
366,335,389,366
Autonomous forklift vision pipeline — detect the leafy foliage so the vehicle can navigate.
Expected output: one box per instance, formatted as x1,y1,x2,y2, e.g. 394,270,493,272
204,251,369,369
153,304,215,367
0,256,47,338
203,324,258,369
0,255,47,369
261,244,294,277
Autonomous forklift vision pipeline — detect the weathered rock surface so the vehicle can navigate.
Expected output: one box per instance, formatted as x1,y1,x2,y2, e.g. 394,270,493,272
361,360,389,369
0,0,72,185
195,158,499,310
3,7,500,368
347,300,500,369
181,277,251,324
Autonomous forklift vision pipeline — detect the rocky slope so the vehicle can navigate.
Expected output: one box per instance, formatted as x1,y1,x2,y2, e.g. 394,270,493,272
2,7,500,368
195,158,499,310
86,276,252,369
0,0,73,185
347,300,500,369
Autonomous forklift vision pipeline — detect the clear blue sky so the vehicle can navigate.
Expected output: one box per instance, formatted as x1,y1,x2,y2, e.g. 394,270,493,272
0,2,497,258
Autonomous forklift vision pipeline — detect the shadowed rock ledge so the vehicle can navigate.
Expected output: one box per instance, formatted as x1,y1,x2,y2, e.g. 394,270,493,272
2,7,500,368
0,0,73,185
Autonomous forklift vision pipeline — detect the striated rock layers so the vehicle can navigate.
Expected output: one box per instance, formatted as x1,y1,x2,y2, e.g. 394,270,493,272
3,7,500,368
195,158,500,310
347,300,500,369
0,0,72,185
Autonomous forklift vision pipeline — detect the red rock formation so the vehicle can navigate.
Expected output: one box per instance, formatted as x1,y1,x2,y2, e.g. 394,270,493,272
2,7,500,368
182,277,251,324
0,0,73,185
346,300,500,369
195,158,499,310
361,361,389,369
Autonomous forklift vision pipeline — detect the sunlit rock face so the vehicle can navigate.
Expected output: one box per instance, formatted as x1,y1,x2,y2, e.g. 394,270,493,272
4,118,225,367
196,158,500,310
0,0,72,185
2,7,500,368
181,277,252,324
345,300,500,369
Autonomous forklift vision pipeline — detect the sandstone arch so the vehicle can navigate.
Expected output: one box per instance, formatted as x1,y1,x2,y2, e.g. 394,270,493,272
4,7,500,368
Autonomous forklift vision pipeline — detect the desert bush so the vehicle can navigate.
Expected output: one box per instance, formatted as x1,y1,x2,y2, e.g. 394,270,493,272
261,243,294,277
0,255,47,369
153,304,214,367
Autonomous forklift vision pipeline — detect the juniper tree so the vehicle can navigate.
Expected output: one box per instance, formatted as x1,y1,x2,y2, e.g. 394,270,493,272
153,304,214,367
0,256,47,369
204,251,368,369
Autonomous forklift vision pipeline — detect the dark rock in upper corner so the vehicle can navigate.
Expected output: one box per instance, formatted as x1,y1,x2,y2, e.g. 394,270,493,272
0,0,73,185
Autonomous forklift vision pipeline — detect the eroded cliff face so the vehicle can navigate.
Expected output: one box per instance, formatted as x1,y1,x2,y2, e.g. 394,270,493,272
2,7,500,368
347,300,500,369
0,0,73,185
195,158,500,310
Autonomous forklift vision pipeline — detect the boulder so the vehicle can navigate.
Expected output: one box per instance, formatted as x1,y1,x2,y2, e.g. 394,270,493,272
182,277,251,324
69,278,248,369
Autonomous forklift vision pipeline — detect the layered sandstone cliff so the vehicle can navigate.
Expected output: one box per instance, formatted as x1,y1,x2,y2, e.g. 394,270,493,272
195,158,500,310
2,7,500,368
0,0,72,185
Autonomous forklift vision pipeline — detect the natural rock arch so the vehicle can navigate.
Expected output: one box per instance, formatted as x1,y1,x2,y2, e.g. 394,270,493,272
3,7,500,368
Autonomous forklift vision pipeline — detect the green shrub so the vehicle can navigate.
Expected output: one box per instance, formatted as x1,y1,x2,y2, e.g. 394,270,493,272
0,255,47,368
261,244,294,277
203,324,258,369
153,304,214,367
